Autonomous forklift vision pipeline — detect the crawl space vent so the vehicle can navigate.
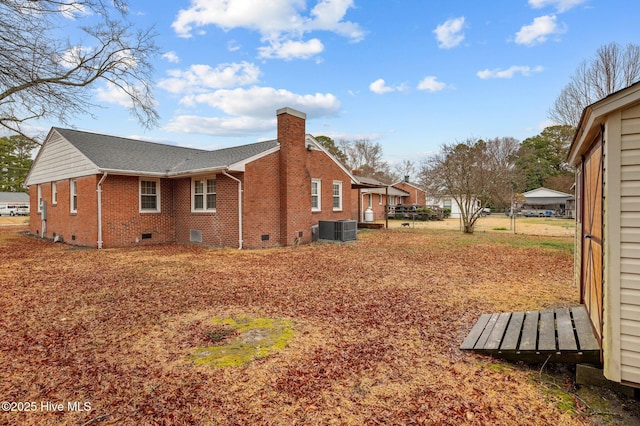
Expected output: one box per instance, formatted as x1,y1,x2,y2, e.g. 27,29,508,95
190,229,203,243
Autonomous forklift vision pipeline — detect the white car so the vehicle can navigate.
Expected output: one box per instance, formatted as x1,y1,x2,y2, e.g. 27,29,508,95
0,204,30,216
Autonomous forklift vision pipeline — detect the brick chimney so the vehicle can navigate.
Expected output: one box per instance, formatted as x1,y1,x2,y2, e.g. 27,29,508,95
277,107,311,246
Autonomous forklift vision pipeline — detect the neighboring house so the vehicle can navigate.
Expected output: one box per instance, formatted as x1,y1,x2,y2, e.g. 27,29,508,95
392,177,426,206
520,187,572,217
351,173,409,222
427,195,481,219
24,108,357,249
0,191,30,216
568,81,640,388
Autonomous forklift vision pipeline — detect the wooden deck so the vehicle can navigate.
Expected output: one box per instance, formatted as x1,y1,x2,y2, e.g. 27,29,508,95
460,306,601,363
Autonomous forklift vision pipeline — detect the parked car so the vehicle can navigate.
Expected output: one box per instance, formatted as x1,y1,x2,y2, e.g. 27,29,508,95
0,204,30,216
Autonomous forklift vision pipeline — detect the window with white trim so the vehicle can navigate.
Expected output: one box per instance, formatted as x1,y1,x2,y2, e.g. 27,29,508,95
379,194,383,205
70,179,77,213
192,177,216,211
367,194,372,209
37,184,42,213
139,178,160,212
51,182,57,205
332,181,342,211
311,179,321,211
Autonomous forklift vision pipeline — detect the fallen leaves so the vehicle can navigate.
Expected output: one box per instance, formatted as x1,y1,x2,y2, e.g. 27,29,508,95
0,227,603,425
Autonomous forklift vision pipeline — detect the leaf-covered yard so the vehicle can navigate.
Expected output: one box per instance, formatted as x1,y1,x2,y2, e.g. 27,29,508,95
0,227,633,425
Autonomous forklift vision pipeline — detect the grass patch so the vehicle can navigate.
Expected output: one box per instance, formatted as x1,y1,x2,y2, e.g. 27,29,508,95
191,316,294,367
493,227,508,231
506,238,574,254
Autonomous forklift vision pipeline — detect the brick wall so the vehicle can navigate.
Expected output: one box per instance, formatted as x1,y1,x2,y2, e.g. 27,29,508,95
393,182,426,205
308,149,354,223
100,175,175,247
243,152,282,249
173,174,242,248
30,175,99,246
278,108,312,246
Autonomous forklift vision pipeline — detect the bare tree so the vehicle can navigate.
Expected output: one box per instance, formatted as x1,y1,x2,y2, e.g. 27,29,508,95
0,0,159,141
340,138,393,182
421,137,518,233
550,42,640,127
394,160,416,183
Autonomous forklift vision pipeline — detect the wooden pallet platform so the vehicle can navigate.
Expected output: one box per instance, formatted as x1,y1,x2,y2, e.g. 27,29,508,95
357,222,384,229
460,306,601,363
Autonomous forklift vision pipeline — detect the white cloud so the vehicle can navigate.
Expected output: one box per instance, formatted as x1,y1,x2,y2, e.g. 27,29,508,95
163,86,341,136
515,15,566,46
58,46,93,69
95,82,137,108
433,17,465,49
59,2,90,19
307,0,365,41
162,52,180,63
185,86,340,118
227,40,241,52
369,79,393,94
258,38,324,60
417,76,447,92
163,115,276,136
477,65,544,79
369,79,407,94
528,0,588,13
171,0,364,60
158,62,261,94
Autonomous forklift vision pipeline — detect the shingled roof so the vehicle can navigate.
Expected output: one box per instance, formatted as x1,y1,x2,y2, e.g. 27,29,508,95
53,127,279,176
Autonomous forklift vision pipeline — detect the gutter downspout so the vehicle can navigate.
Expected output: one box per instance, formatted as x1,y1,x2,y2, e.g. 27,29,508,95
222,171,243,249
97,172,108,249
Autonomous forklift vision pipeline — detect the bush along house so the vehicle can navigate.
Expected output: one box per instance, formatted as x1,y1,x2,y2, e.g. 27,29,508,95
24,108,358,249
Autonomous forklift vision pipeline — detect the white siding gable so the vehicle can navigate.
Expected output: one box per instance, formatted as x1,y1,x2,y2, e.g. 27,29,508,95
25,130,99,186
619,102,640,385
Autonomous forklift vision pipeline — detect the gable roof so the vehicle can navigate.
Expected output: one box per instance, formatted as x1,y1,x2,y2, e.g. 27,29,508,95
392,180,424,192
0,191,29,203
53,127,279,176
25,128,280,185
569,81,640,165
522,187,572,198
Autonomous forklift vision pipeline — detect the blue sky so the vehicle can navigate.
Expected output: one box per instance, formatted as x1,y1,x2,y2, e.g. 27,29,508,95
33,0,640,166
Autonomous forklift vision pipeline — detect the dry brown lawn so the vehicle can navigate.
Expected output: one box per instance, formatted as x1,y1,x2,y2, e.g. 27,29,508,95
383,215,575,237
0,223,636,425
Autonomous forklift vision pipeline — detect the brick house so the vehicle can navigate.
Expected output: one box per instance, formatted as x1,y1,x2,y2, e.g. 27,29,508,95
25,108,357,249
392,178,426,206
351,173,409,222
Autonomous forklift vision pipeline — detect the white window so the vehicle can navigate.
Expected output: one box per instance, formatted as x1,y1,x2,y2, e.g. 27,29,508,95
192,177,216,211
70,179,77,213
51,182,57,205
379,194,383,205
311,179,321,211
37,184,42,213
332,181,342,211
368,194,372,209
139,178,160,212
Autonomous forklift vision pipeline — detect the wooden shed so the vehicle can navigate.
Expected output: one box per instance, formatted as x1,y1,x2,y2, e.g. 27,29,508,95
568,81,640,388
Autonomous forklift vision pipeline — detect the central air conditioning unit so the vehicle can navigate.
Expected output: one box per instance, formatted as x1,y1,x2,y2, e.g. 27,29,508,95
318,220,357,242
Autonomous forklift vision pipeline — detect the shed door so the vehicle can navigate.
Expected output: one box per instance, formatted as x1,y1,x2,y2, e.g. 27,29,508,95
581,136,603,347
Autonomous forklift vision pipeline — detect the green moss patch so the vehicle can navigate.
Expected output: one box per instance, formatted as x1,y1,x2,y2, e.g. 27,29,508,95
191,316,294,367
